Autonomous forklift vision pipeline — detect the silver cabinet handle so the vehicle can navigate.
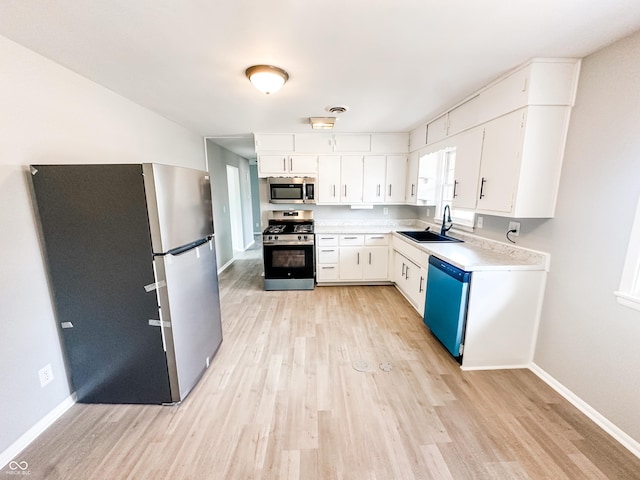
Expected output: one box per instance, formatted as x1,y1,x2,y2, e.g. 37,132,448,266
290,157,293,171
369,252,372,264
411,184,415,196
321,249,335,252
283,158,286,171
370,236,384,239
479,177,487,199
405,266,410,279
377,184,381,197
321,266,335,269
401,262,406,276
357,252,360,265
320,237,336,240
419,276,424,293
333,185,336,197
344,185,347,197
388,184,392,196
343,236,358,240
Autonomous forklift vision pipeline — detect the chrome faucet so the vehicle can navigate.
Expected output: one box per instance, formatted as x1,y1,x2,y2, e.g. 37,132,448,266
441,205,453,236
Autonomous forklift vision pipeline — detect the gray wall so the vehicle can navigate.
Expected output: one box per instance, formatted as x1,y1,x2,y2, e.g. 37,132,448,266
206,140,254,269
249,163,262,234
421,31,640,442
0,36,205,459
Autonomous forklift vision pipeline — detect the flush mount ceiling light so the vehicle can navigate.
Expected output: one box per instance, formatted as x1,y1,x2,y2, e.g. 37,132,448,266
245,65,289,94
310,117,336,130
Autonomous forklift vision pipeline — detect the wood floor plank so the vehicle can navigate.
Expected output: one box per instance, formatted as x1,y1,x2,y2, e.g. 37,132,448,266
4,251,640,479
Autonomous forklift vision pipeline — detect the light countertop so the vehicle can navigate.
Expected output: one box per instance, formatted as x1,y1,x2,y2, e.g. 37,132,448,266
314,222,549,272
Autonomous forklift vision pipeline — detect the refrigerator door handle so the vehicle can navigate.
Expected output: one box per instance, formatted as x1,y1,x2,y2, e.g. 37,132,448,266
155,237,209,257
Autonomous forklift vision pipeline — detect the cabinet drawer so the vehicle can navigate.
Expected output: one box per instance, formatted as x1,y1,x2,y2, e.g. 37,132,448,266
365,234,389,246
317,247,339,264
317,235,339,246
317,264,339,282
339,235,364,246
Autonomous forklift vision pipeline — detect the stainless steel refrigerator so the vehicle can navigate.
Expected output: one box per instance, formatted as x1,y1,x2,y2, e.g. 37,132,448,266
30,163,223,404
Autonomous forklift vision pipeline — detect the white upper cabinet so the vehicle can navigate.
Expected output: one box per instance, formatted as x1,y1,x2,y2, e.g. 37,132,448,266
450,106,572,218
385,155,407,203
426,114,448,144
340,155,364,203
451,128,484,210
317,155,341,203
362,155,387,203
409,124,427,152
258,154,317,177
370,133,409,153
425,58,580,146
254,134,294,152
334,134,371,152
294,133,334,153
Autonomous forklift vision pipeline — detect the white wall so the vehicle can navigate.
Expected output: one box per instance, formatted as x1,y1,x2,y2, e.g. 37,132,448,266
206,140,254,270
0,35,204,458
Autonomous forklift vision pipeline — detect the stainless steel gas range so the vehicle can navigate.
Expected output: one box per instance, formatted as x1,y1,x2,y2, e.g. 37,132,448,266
262,210,315,291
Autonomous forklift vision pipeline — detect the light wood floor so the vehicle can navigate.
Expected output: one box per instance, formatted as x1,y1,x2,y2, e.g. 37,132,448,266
6,253,640,479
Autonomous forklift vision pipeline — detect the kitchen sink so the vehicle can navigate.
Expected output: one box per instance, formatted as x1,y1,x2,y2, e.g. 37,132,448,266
398,230,463,243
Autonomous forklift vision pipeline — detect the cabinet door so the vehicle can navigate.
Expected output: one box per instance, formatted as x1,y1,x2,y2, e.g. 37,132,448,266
409,125,428,152
452,128,484,210
405,151,420,204
340,155,364,203
289,155,318,176
476,110,525,214
317,156,341,203
254,134,294,152
426,114,448,144
339,246,363,280
385,155,407,203
370,133,409,153
334,134,371,152
363,246,389,280
362,156,386,203
294,134,333,153
258,155,288,176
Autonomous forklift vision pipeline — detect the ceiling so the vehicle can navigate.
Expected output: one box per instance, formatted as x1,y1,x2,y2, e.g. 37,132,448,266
2,1,640,160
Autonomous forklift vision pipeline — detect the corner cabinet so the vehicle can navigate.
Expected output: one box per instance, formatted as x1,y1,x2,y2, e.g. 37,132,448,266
392,235,429,314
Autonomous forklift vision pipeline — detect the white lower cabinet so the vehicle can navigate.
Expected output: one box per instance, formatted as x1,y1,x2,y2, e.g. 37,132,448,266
393,251,427,313
392,236,429,314
316,234,339,282
316,234,390,284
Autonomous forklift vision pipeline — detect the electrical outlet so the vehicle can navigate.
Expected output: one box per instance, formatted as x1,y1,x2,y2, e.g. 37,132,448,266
476,216,483,228
508,221,521,236
383,207,389,215
39,364,53,387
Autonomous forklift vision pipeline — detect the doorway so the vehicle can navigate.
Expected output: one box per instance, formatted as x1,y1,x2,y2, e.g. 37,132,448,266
226,165,244,253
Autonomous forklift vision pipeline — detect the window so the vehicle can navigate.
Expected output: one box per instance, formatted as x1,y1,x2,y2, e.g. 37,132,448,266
615,193,640,312
436,147,475,228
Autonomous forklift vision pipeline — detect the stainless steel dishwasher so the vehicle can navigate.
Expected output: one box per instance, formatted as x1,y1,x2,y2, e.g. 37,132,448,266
423,256,472,360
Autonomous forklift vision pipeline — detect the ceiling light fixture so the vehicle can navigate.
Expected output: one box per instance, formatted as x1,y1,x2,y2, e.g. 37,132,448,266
309,117,337,130
245,65,289,94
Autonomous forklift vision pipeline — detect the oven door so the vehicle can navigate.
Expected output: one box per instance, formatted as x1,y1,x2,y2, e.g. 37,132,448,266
263,243,314,279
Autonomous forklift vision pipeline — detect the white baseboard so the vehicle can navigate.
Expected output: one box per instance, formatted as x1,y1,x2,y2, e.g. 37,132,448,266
530,363,640,459
0,393,77,470
461,363,530,371
217,258,234,275
244,240,256,251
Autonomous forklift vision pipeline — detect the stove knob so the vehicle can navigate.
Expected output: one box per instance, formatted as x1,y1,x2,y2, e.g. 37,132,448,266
268,235,273,241
298,235,302,240
304,235,308,240
274,235,278,240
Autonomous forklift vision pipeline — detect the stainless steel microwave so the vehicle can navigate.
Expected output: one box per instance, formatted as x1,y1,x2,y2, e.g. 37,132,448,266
268,177,315,204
